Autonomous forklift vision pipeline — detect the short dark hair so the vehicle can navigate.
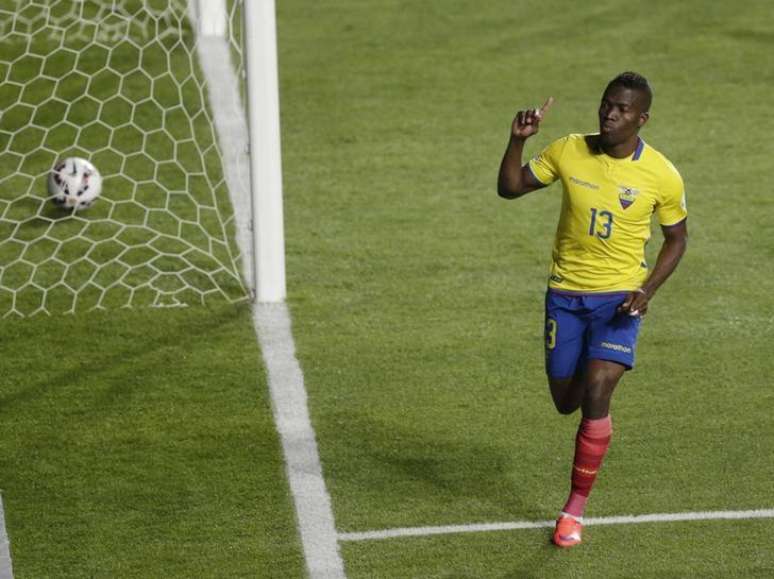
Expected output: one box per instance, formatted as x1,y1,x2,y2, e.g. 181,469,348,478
606,71,652,112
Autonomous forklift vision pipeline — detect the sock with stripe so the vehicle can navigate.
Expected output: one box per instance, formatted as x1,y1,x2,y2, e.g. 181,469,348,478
561,415,613,519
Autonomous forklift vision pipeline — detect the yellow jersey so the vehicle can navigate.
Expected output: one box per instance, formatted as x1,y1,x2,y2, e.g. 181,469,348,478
528,133,687,293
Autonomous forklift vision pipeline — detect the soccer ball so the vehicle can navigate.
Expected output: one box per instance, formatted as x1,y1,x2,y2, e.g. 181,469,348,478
48,157,103,210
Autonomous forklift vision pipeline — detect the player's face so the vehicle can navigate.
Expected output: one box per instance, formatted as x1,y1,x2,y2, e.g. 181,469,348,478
598,86,649,147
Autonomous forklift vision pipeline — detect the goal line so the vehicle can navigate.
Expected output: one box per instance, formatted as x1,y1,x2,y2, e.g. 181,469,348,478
0,494,12,579
338,508,774,543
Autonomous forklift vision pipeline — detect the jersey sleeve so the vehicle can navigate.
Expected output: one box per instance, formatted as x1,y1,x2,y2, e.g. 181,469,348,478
655,160,687,226
527,136,568,186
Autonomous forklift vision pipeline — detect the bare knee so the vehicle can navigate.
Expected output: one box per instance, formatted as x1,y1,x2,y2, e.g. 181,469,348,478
553,393,579,415
555,403,577,415
549,376,583,415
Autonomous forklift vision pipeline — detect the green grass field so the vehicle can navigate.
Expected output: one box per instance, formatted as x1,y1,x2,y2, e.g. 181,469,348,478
2,0,774,577
0,306,304,577
279,0,774,576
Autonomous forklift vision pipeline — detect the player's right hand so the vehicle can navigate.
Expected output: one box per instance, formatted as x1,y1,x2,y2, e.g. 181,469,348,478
511,97,554,140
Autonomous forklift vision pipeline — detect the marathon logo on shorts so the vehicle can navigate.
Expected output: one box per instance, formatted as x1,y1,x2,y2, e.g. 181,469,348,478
600,341,632,354
618,185,639,209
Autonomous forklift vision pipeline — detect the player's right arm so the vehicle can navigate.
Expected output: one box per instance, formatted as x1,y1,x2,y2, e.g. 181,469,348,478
497,97,554,199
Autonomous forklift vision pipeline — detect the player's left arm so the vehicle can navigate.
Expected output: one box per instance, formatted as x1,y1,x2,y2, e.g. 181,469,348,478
619,219,688,316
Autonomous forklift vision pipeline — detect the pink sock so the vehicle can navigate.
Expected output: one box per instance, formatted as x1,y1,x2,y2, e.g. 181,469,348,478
562,415,612,518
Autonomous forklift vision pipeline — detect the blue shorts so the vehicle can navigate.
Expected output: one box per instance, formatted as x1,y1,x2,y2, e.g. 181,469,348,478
544,289,641,379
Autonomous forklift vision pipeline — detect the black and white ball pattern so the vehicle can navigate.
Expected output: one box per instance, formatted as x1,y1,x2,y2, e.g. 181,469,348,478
48,157,103,210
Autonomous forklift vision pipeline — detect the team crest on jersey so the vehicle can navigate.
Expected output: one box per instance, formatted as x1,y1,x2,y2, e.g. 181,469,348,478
617,185,639,209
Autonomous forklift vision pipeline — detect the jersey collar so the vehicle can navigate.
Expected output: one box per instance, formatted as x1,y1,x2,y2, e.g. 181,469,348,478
631,137,645,161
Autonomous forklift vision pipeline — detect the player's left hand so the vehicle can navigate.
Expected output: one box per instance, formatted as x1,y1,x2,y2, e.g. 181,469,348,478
618,288,649,317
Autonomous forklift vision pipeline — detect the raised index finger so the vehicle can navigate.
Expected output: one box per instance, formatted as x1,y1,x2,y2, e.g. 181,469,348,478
538,96,555,117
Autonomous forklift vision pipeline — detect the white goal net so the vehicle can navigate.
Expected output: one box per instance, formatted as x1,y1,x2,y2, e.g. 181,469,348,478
0,0,253,316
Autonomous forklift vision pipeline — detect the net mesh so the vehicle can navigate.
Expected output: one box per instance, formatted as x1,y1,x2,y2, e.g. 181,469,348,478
0,0,250,316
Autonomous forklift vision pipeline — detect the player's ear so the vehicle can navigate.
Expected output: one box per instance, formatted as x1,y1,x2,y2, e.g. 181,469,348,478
638,111,650,128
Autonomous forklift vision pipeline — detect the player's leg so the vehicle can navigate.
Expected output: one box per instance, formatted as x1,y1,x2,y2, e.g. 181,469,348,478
554,361,625,548
544,291,588,414
582,358,626,418
554,294,638,548
548,369,584,415
560,360,624,517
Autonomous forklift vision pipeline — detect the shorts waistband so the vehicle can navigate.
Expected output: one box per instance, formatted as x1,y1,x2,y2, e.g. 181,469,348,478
547,288,632,297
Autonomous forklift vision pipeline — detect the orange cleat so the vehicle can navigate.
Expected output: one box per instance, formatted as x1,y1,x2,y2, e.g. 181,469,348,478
553,514,583,548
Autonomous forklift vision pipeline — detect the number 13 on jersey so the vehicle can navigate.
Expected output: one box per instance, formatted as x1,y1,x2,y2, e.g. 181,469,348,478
589,208,613,239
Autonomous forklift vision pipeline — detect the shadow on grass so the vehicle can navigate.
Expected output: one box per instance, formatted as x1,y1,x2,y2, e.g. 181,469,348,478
327,410,548,524
0,303,251,415
330,411,565,576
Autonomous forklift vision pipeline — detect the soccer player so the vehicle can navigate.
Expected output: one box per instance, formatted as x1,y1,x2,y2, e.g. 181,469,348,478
496,72,688,547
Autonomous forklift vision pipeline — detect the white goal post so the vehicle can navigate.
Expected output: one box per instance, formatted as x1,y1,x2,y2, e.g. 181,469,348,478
242,0,287,303
194,0,286,303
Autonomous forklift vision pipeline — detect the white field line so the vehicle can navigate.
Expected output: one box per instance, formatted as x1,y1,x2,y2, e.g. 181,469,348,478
189,14,346,579
254,304,346,578
338,508,774,542
0,493,13,579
